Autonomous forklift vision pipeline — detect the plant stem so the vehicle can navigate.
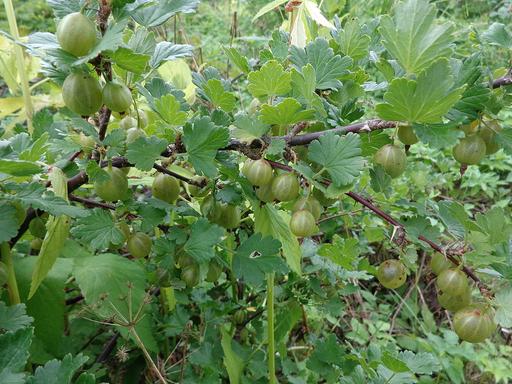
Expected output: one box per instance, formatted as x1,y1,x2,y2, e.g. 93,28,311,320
1,242,20,304
3,0,33,133
129,326,167,384
267,272,276,384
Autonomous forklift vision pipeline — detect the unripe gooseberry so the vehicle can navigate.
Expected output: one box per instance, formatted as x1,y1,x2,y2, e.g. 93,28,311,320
479,120,502,155
152,173,180,204
436,268,469,296
94,166,128,202
62,72,103,116
397,125,419,145
271,173,300,202
56,12,96,57
127,232,152,258
373,144,407,178
452,135,487,165
453,306,496,343
289,210,317,237
102,81,132,112
376,259,407,289
120,116,137,130
245,159,273,186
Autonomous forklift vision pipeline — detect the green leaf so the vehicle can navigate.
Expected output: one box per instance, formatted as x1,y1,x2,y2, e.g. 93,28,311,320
29,167,71,298
376,59,464,124
381,351,410,373
398,351,441,375
254,204,301,274
223,47,250,74
110,47,150,74
413,123,463,149
15,257,71,358
126,135,167,171
494,287,512,327
149,42,193,69
182,117,230,177
71,209,125,250
497,127,512,155
85,161,109,184
260,98,315,126
5,183,87,218
46,0,82,18
247,60,291,99
184,219,224,263
132,0,199,27
220,328,245,384
203,79,236,112
482,23,512,49
27,354,88,384
291,65,325,115
474,207,512,244
0,159,41,176
370,166,392,197
333,19,371,61
379,0,454,74
403,216,441,243
75,21,127,65
29,214,70,299
154,94,188,126
308,132,364,188
437,201,478,238
252,0,288,21
73,253,157,351
232,233,287,287
306,334,345,371
290,38,352,90
231,114,270,143
0,204,19,242
0,303,33,333
0,327,33,376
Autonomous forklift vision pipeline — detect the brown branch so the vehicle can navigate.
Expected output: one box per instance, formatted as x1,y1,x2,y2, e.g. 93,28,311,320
262,160,490,296
69,195,116,210
280,119,398,147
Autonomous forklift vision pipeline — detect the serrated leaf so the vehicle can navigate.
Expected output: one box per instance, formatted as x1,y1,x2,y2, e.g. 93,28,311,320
382,351,410,373
149,42,193,69
247,60,291,99
290,38,352,90
5,183,87,218
0,159,41,176
184,219,224,263
74,21,127,64
0,328,33,375
182,117,230,177
497,127,512,155
254,204,301,274
413,122,463,148
203,79,236,112
73,253,157,351
223,47,250,74
370,166,392,197
232,233,287,287
333,19,371,61
494,287,512,327
46,0,83,18
27,354,88,384
231,114,270,142
379,0,454,74
376,59,464,124
0,303,33,333
154,94,187,126
132,0,199,27
126,135,167,171
260,98,315,126
308,132,364,187
437,201,478,239
482,23,512,49
85,161,109,183
71,209,124,250
110,47,150,74
398,351,441,375
403,216,441,243
0,204,19,242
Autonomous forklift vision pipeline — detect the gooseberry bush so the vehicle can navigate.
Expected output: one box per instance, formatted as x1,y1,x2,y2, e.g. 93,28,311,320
1,0,512,383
